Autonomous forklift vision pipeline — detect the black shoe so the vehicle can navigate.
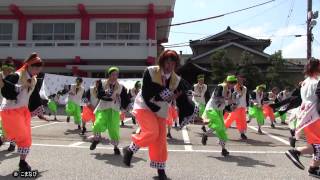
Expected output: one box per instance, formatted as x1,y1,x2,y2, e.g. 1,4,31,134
167,133,173,139
201,125,207,132
258,128,263,134
281,122,288,125
132,117,136,125
7,143,15,152
19,160,31,171
48,113,51,117
123,146,133,166
114,147,121,155
271,123,275,129
240,133,247,140
121,121,124,127
66,117,70,123
221,149,229,157
158,169,167,180
77,125,81,130
309,166,320,178
285,149,304,170
80,127,86,135
90,140,99,150
174,122,178,128
201,134,208,145
246,119,251,123
0,138,3,147
289,137,296,148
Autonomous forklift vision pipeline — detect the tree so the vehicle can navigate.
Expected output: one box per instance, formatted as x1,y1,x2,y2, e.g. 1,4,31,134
237,51,265,91
266,50,293,89
210,50,236,84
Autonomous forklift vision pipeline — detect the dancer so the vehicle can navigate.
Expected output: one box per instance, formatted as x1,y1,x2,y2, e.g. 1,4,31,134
274,87,291,124
64,77,85,129
263,87,277,128
47,94,59,121
1,52,43,171
285,59,320,177
224,73,249,140
128,81,141,125
89,67,130,155
122,50,198,180
250,84,266,134
287,107,299,148
192,74,208,131
81,80,99,135
166,101,178,139
202,75,238,156
0,58,16,152
29,72,47,121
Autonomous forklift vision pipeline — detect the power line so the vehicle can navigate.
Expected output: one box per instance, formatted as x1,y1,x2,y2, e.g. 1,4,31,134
232,0,288,28
157,0,276,28
158,22,306,38
279,0,295,49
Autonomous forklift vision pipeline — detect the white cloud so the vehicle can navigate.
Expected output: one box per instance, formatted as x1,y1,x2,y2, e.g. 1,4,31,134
237,24,270,38
192,0,207,9
281,36,306,58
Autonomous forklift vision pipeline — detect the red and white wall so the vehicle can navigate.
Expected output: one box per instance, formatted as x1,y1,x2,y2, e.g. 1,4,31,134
0,0,175,77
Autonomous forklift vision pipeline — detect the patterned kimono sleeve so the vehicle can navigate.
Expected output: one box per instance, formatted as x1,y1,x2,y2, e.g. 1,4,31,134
96,80,112,101
175,78,199,128
120,86,130,110
1,73,19,100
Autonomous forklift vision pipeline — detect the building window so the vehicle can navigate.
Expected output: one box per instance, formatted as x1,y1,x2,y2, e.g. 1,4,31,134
0,23,13,40
32,23,75,40
96,22,140,40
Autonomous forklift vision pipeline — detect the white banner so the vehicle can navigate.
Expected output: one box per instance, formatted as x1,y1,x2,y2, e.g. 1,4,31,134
39,73,141,105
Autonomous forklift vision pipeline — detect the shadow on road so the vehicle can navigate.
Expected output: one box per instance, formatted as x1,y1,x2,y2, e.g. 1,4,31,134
0,149,19,164
91,152,146,168
230,138,276,147
209,155,275,168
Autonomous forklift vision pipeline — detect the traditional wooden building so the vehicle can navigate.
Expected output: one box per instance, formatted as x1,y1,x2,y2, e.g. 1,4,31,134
179,26,304,89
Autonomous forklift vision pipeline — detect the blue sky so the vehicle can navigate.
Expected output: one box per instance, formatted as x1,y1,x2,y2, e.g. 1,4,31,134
164,0,320,58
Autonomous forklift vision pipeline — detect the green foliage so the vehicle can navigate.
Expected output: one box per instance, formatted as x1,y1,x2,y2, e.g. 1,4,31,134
210,50,236,84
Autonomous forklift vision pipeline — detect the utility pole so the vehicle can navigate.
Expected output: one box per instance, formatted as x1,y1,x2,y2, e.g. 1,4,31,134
307,0,318,59
307,0,312,59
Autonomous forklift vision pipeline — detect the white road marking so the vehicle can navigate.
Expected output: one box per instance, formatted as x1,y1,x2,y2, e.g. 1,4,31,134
248,126,290,146
181,126,193,151
68,142,85,147
31,122,61,129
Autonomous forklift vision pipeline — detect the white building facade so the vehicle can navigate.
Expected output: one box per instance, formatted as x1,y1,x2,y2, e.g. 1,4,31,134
0,0,175,77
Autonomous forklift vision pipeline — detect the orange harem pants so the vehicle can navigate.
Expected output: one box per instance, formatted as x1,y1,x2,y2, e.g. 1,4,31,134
302,120,320,161
82,106,96,123
303,120,320,144
224,107,247,133
263,104,275,122
132,109,167,169
166,105,178,127
1,107,31,155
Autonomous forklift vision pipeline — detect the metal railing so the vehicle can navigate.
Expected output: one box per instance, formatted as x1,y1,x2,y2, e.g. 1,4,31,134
0,40,157,48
